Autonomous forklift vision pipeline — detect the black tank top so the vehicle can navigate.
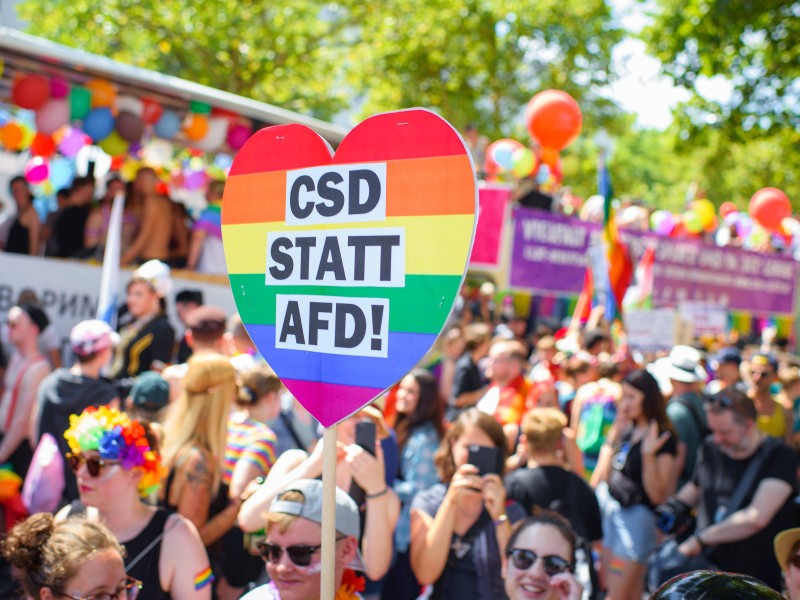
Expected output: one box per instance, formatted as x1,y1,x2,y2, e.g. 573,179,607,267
124,509,171,600
5,217,30,254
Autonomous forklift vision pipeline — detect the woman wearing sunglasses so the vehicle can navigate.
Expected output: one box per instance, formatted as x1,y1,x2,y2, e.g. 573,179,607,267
60,405,212,599
2,512,141,600
409,409,524,600
592,369,677,600
504,512,584,600
774,527,800,600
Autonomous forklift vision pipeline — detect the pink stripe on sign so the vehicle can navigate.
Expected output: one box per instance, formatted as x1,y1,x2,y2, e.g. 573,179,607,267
281,378,384,428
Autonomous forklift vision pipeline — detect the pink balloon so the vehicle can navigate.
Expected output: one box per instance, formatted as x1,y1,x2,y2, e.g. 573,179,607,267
25,157,50,184
58,127,87,157
50,77,70,99
227,124,251,150
35,99,70,135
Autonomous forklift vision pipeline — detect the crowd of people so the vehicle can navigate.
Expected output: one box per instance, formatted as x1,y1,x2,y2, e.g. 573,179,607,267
1,253,800,600
0,168,225,274
2,168,800,600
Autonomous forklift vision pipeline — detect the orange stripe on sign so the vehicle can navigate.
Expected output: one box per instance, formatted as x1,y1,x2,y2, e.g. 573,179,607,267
222,171,286,225
386,154,476,217
222,153,476,225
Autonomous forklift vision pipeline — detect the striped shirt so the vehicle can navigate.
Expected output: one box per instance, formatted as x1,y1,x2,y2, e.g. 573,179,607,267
223,416,278,486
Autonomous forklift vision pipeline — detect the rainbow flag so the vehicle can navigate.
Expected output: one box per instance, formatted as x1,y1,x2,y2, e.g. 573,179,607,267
598,155,632,322
222,110,476,426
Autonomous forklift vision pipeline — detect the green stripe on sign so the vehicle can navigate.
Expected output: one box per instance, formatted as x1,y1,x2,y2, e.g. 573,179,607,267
228,273,462,334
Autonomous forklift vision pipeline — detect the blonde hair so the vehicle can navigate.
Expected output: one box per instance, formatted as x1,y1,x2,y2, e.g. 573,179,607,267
2,513,124,598
522,407,567,452
264,489,305,534
161,353,235,495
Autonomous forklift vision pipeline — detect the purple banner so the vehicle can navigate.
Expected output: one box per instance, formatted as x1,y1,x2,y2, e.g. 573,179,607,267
509,207,799,315
510,207,598,295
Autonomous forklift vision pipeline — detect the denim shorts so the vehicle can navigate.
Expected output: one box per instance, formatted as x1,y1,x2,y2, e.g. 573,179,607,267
597,481,657,564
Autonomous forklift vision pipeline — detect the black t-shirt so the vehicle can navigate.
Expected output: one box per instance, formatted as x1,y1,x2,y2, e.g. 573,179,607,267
615,428,677,509
110,314,175,380
53,205,90,258
451,353,483,402
505,465,603,542
35,369,119,504
692,437,797,589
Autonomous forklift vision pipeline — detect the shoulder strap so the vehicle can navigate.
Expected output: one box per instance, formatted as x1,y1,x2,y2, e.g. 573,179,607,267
675,396,708,436
280,411,306,450
722,436,780,519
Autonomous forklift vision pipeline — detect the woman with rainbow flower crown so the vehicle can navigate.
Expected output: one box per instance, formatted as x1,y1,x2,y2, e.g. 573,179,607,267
56,405,213,600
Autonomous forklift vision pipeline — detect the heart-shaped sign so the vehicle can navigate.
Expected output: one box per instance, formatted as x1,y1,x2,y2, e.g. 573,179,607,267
222,109,476,426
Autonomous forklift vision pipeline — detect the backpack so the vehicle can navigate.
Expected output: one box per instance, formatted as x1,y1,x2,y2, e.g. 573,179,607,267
576,393,617,457
22,433,65,514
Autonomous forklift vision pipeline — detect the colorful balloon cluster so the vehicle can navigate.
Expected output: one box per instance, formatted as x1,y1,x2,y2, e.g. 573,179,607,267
644,188,796,256
0,74,253,189
483,89,579,192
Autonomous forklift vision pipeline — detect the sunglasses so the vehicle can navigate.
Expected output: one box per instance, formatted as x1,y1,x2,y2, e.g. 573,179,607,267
66,452,121,477
749,370,772,378
789,554,800,570
257,535,346,567
507,548,573,576
57,576,141,600
704,394,734,410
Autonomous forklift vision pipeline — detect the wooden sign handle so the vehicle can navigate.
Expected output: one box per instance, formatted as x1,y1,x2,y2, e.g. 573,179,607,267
321,424,338,600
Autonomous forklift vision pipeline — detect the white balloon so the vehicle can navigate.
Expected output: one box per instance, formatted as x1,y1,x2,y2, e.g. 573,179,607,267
142,139,174,167
191,117,229,153
116,95,144,117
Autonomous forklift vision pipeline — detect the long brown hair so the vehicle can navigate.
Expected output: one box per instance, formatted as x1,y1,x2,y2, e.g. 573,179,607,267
434,409,506,483
623,369,675,436
394,369,445,450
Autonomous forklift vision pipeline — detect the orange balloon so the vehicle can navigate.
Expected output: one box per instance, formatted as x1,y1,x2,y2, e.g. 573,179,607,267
1,122,23,151
540,146,560,169
87,79,117,108
30,132,56,157
183,113,209,141
525,90,582,151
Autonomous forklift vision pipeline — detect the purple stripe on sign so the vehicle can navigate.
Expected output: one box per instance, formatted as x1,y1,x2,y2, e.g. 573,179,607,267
245,324,439,388
282,378,384,427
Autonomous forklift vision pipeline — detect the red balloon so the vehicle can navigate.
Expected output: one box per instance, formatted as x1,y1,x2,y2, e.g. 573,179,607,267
12,75,51,110
719,201,738,218
749,187,791,231
539,146,560,169
141,98,164,125
30,132,56,157
525,90,582,151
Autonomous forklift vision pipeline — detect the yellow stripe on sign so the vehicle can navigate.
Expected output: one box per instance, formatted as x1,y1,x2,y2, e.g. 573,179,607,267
222,214,475,276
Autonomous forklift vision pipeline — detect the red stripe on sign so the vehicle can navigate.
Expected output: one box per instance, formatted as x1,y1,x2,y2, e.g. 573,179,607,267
228,124,333,176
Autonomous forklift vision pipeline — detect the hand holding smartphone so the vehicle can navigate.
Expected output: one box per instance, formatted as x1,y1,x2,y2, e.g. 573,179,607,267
467,444,502,477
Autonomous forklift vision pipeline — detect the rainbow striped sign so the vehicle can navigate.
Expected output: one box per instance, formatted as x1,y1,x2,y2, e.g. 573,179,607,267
222,109,476,426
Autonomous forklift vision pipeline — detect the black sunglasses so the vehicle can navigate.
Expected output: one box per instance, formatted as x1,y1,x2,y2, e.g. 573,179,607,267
66,452,120,477
790,554,800,570
257,535,345,567
704,394,734,410
507,548,573,576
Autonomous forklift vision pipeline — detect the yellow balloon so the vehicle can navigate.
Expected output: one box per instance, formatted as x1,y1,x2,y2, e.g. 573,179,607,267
691,199,715,228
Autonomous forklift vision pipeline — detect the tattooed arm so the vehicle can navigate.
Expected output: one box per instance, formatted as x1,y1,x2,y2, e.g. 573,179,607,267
174,448,213,534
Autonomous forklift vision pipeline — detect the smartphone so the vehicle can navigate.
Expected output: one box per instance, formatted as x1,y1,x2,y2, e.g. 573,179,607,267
349,419,377,506
467,445,502,477
355,420,377,456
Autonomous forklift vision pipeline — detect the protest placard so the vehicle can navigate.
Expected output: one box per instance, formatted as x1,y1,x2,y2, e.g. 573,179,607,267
222,109,477,427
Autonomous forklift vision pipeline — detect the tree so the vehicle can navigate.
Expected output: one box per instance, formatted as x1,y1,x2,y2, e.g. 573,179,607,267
338,0,624,137
17,0,352,120
643,0,800,138
18,0,623,137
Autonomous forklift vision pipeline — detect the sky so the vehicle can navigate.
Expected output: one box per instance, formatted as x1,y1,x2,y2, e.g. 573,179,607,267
605,0,732,129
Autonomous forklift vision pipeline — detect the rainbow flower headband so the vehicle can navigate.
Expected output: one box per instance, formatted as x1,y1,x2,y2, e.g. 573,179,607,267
64,406,166,497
